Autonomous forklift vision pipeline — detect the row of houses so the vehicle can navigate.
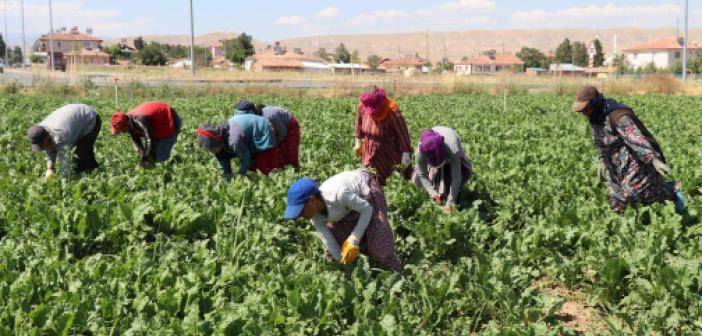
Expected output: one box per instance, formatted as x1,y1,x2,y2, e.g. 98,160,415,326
30,28,702,75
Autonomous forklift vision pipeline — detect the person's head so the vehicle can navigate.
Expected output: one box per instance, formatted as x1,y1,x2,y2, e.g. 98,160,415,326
27,125,53,151
109,112,131,135
284,178,324,220
196,123,227,154
235,99,258,115
419,129,447,168
572,85,603,117
359,85,387,116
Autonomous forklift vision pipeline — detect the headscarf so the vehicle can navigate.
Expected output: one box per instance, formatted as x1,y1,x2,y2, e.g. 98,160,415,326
235,99,257,115
419,129,446,167
587,92,631,125
110,112,130,135
360,88,395,122
196,123,227,150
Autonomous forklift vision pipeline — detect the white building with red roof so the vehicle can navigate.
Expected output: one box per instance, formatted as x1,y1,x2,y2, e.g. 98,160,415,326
454,53,524,75
37,26,110,65
623,37,702,69
249,42,329,72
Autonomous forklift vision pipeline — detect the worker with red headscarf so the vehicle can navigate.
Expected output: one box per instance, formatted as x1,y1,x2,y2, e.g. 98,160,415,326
109,101,182,168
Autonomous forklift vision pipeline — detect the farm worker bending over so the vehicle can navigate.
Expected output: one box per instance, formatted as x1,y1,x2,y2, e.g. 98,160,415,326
411,127,473,213
27,104,101,178
354,86,412,185
284,169,403,272
109,101,182,169
572,86,685,214
234,100,301,170
195,113,276,179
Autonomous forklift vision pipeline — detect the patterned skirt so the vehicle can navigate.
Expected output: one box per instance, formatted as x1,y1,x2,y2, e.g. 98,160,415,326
326,173,403,272
412,151,473,201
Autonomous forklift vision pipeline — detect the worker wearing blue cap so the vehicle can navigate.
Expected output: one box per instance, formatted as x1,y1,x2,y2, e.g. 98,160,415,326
284,169,403,272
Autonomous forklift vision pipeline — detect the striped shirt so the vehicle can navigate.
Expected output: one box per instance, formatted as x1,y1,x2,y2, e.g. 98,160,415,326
354,102,412,185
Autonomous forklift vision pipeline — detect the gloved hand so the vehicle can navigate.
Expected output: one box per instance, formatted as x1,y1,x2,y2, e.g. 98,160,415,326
45,168,55,178
652,158,672,177
445,207,454,214
340,235,360,265
597,160,607,180
399,152,411,170
353,139,363,157
433,195,442,205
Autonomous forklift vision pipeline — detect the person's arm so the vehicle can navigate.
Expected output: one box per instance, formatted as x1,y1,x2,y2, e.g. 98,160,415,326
215,152,234,180
391,112,412,153
312,215,341,261
236,144,251,176
589,123,607,162
133,117,153,161
338,190,373,242
446,151,462,207
615,115,662,164
416,150,440,198
57,145,70,178
354,103,364,139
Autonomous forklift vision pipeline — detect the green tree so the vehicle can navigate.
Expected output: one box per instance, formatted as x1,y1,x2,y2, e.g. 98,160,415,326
572,41,588,66
516,47,547,68
642,61,658,74
222,33,255,64
334,43,351,63
314,48,332,62
593,38,605,67
367,54,380,69
0,34,5,62
351,50,361,64
104,44,128,60
555,38,572,64
31,54,44,64
138,43,167,66
10,46,23,65
133,37,145,51
612,54,631,74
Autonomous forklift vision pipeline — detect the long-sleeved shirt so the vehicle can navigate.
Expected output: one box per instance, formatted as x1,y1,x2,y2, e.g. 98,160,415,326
216,115,276,176
310,169,373,261
415,126,465,206
38,104,98,177
260,106,292,143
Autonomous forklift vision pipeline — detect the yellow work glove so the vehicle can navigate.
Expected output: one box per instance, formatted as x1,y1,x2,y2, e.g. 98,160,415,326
353,139,363,157
340,237,360,265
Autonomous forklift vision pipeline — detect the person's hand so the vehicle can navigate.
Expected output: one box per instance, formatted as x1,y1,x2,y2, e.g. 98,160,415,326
45,168,55,178
139,159,155,169
399,152,411,170
652,158,672,177
340,236,360,265
445,207,454,214
137,148,146,158
433,195,442,205
353,139,363,157
598,160,607,181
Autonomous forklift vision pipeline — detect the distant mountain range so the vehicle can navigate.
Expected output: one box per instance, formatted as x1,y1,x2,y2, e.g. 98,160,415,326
102,27,702,63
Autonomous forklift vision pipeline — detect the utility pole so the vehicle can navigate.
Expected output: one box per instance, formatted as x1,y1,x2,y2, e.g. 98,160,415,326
683,0,688,83
425,30,429,63
3,0,8,65
48,0,55,71
189,0,195,76
21,0,26,67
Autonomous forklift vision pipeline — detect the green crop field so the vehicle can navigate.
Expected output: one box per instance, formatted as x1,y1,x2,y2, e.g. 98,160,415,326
1,93,701,335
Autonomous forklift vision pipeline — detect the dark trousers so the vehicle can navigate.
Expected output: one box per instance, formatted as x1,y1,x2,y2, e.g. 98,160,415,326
75,114,101,173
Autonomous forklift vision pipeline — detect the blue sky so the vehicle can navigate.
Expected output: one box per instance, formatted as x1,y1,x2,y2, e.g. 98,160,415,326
1,0,701,44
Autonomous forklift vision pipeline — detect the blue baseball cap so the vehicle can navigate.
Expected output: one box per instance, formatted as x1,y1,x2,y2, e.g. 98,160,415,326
284,178,319,219
235,100,257,114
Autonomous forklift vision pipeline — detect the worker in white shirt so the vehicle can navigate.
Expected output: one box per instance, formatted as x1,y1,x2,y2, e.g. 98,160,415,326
284,169,403,272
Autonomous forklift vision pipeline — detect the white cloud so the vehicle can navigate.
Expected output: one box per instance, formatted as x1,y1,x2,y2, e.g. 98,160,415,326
318,7,340,18
275,16,306,26
510,4,682,27
442,0,496,11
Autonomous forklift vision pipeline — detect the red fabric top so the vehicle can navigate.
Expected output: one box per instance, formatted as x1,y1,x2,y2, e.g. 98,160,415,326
128,102,177,138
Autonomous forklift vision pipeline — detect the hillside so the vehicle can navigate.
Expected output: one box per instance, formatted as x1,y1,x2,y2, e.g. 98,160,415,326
109,27,702,62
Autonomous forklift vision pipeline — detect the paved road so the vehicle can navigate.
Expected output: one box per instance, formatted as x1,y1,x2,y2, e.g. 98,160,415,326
1,69,440,90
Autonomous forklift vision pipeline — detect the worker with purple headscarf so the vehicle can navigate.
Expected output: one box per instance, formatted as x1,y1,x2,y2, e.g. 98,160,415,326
411,126,473,213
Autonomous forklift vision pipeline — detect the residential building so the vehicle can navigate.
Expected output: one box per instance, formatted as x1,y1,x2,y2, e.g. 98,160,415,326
549,63,585,76
623,37,702,69
454,53,524,75
37,26,109,65
378,54,425,72
210,44,225,60
250,42,329,72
